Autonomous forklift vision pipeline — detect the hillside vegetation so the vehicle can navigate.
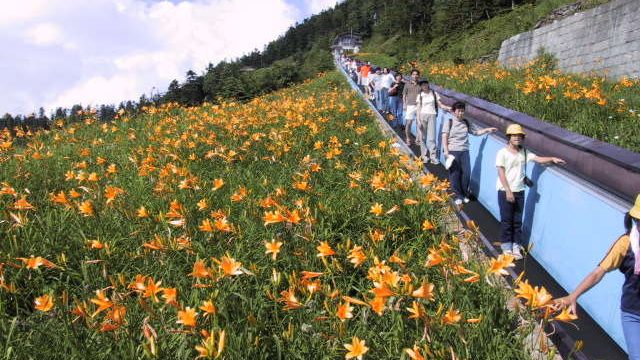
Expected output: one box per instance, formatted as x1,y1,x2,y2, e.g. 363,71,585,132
0,71,566,359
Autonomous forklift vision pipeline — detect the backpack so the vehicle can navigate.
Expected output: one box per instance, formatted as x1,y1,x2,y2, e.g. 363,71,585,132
447,118,469,135
419,90,439,112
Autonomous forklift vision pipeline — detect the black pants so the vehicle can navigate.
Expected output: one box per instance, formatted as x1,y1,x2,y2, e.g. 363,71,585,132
498,190,525,246
448,150,470,200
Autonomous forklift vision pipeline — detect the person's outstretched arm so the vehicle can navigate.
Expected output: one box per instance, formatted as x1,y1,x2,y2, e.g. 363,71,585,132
533,155,565,165
555,267,606,314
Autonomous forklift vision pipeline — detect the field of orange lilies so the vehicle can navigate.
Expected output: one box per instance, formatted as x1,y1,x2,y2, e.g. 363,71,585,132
0,72,571,359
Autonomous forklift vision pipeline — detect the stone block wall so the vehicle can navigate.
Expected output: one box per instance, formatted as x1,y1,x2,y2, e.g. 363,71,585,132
498,0,640,79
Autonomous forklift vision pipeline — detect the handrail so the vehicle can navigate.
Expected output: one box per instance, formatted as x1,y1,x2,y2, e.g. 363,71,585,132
431,85,640,203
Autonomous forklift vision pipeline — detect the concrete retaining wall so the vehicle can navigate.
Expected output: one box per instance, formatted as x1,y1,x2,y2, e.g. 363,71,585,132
498,0,640,79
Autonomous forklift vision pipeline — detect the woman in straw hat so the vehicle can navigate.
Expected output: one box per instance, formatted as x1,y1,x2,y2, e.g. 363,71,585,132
556,196,640,360
496,124,565,260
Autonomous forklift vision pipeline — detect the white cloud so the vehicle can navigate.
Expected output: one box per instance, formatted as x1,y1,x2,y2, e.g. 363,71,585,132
0,0,298,114
308,0,340,14
23,23,75,49
0,0,53,28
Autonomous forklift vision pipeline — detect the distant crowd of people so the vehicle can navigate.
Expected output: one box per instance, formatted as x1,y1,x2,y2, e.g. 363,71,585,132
339,55,640,359
339,55,565,260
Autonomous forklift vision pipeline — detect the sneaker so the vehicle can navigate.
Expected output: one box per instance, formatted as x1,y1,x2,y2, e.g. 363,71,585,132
501,243,513,255
430,158,440,165
454,199,463,206
512,244,524,260
463,197,470,204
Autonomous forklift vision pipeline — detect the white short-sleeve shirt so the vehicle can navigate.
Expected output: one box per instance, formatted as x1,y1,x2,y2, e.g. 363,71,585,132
495,147,536,192
416,91,441,115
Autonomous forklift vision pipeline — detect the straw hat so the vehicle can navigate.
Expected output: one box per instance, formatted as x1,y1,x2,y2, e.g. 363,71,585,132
630,194,640,219
506,124,526,136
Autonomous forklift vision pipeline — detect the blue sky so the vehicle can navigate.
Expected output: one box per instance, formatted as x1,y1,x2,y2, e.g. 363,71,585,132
0,0,341,115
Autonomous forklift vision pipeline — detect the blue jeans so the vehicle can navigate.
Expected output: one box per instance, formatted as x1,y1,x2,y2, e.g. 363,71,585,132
376,88,389,111
448,150,470,200
498,190,525,249
622,311,640,360
388,96,402,127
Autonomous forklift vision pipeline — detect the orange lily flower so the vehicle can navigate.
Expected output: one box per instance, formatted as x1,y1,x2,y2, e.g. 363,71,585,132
197,199,208,211
370,283,394,298
50,191,71,207
17,256,57,269
316,241,336,257
369,203,383,216
90,290,114,317
218,255,243,276
369,229,385,243
78,200,94,216
143,278,163,302
34,294,54,312
212,178,225,191
344,336,369,360
104,186,124,205
213,217,232,232
177,307,198,327
264,239,283,260
406,301,425,319
200,300,217,317
263,210,286,226
336,302,353,322
421,219,435,231
278,289,302,310
403,198,419,205
347,246,367,267
137,206,150,218
13,196,35,210
424,248,444,267
442,307,462,325
488,254,515,276
411,282,435,301
405,345,426,360
286,209,302,224
300,271,323,280
199,219,214,232
554,307,578,322
87,240,106,250
162,288,178,306
189,260,212,279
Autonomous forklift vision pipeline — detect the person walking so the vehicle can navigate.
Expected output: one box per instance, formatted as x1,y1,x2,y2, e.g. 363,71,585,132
416,80,448,164
387,73,404,129
378,68,395,113
442,101,497,205
402,69,421,145
555,196,640,360
496,124,565,259
370,67,383,109
360,62,372,99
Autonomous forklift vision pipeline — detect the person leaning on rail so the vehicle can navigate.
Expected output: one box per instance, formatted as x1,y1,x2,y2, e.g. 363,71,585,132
442,101,497,206
416,79,449,164
496,124,565,260
555,196,640,360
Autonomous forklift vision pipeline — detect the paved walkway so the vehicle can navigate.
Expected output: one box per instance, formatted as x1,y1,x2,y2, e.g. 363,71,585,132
336,57,627,360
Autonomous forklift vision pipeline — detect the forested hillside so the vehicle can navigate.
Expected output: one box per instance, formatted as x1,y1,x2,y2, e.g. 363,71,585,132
2,0,609,129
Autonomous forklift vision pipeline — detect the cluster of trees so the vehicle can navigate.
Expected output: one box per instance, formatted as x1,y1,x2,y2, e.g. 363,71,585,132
3,0,533,127
0,96,158,131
